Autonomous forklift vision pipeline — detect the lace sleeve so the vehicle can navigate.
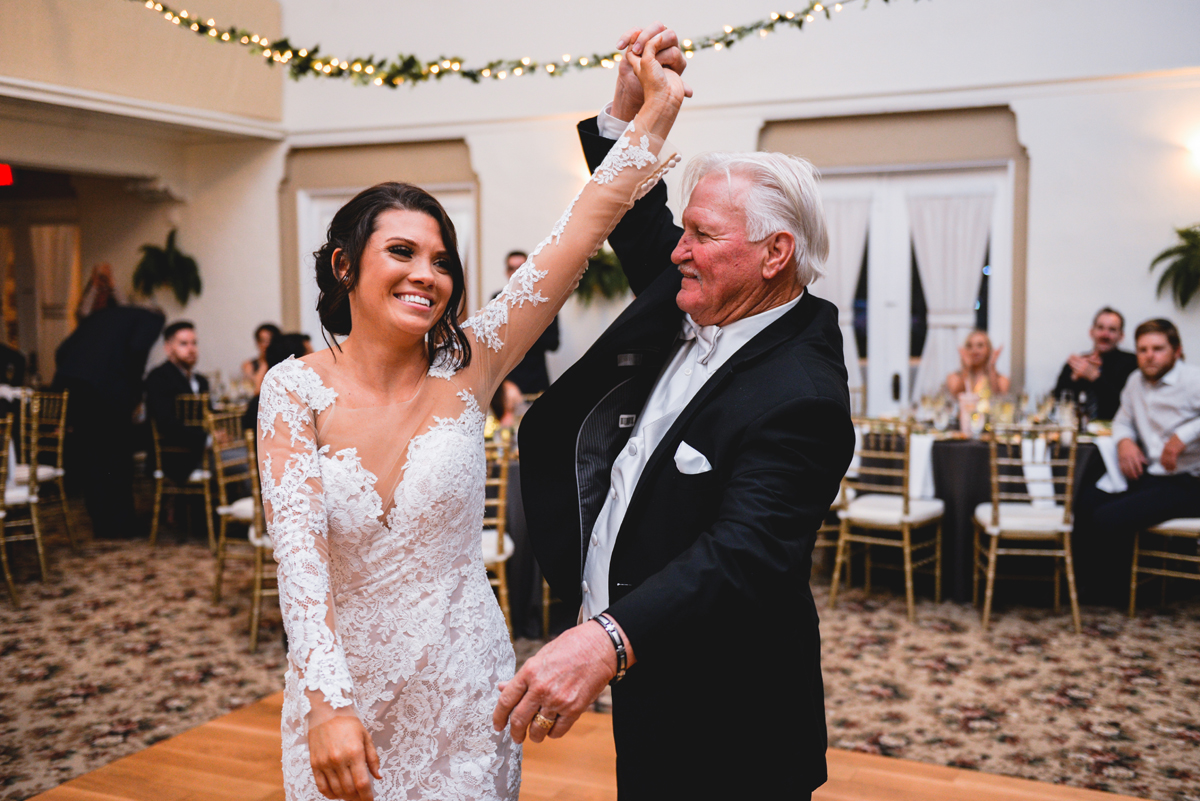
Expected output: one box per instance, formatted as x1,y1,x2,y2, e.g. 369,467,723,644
257,359,357,729
458,120,679,392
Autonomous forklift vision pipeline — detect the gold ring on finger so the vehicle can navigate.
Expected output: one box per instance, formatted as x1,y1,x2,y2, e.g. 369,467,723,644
532,712,556,731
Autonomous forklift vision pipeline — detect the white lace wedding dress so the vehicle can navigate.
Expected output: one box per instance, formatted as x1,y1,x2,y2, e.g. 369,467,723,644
257,122,678,800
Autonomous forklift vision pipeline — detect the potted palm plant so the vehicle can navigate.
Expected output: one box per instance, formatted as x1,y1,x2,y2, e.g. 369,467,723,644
132,229,202,306
575,247,628,306
1150,223,1200,310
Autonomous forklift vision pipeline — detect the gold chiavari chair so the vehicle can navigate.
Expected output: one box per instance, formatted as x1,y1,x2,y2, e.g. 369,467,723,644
482,439,515,637
829,418,944,623
0,413,47,607
210,412,255,604
15,390,74,549
1129,517,1200,617
242,431,276,652
814,480,852,585
848,385,866,418
974,423,1080,633
149,393,216,550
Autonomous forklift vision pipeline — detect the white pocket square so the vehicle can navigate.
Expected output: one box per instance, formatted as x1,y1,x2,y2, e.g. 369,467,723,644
674,441,713,475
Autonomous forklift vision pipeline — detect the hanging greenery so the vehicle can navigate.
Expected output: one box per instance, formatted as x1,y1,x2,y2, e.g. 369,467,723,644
575,248,629,305
125,0,898,88
133,229,202,306
1150,223,1200,310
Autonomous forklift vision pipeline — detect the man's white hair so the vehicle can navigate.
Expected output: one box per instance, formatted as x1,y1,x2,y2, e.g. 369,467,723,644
680,151,829,286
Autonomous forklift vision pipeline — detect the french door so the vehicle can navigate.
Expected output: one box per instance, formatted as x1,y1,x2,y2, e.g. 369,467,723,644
819,168,1013,416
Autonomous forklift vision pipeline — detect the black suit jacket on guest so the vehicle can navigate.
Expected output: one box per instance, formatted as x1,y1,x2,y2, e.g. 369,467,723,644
1053,348,1138,421
144,361,209,484
520,118,855,798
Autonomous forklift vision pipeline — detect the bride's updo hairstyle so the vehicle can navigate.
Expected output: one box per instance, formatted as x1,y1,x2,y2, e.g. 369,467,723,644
314,181,471,369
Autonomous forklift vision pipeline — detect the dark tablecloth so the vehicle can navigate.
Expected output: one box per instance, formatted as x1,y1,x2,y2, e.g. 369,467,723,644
931,439,1101,602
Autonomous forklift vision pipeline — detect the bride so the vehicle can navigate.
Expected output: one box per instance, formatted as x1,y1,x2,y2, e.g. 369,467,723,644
256,33,686,801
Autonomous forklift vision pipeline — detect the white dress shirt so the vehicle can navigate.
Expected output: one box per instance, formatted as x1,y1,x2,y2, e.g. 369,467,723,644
580,294,802,618
1111,361,1200,476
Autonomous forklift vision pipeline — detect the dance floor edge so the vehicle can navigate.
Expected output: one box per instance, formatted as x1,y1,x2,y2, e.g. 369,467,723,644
28,692,1147,801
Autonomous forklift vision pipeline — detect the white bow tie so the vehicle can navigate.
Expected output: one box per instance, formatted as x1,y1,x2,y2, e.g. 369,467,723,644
681,315,722,366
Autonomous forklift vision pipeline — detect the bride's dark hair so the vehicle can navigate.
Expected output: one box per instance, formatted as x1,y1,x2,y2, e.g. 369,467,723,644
314,182,471,370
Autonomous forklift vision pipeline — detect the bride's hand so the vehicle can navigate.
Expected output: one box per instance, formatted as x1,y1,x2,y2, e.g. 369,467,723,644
308,716,381,801
626,32,688,139
612,23,692,121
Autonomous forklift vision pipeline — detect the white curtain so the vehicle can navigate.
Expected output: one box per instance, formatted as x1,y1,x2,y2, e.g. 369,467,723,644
29,225,81,379
814,198,871,390
908,195,993,399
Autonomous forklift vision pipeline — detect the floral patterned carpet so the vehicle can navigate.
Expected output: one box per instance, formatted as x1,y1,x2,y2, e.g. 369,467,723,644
0,516,1198,801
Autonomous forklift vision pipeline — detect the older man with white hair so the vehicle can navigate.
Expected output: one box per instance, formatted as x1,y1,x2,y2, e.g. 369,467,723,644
493,24,853,800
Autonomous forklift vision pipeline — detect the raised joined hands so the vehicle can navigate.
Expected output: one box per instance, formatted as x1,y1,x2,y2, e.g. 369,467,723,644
613,23,692,124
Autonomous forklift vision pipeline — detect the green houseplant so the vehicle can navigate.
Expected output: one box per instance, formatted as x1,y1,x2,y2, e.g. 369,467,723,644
132,229,202,306
574,247,628,305
1150,223,1200,310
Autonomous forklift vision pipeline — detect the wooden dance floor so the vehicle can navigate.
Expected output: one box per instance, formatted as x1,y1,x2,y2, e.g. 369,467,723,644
31,692,1145,801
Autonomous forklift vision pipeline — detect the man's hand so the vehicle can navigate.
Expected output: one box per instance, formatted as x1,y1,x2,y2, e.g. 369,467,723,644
1118,437,1148,481
1161,434,1186,472
612,23,691,122
493,619,632,745
1067,352,1102,383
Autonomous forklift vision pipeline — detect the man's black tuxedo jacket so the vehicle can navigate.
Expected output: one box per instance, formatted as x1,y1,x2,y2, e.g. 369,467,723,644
520,118,855,797
144,361,209,484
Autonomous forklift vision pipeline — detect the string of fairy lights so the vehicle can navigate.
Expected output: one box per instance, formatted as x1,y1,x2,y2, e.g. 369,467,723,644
126,0,894,88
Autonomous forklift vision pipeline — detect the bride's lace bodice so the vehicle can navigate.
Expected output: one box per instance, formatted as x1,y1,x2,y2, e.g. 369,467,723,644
258,121,678,800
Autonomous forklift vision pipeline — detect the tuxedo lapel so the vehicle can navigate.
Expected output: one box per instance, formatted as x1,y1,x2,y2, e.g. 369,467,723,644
620,293,819,526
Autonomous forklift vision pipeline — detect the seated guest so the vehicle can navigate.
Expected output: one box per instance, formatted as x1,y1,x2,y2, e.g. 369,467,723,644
241,333,310,431
0,341,26,418
492,250,560,426
241,323,280,394
1072,318,1200,602
1053,307,1137,420
946,329,1010,396
144,321,209,484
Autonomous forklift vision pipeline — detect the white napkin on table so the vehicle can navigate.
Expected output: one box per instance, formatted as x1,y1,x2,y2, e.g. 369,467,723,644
1021,437,1056,508
1093,435,1128,494
908,433,936,500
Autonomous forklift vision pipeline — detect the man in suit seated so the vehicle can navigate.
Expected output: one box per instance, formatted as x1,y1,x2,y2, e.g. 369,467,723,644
1053,307,1138,421
495,23,854,800
144,321,209,485
0,341,26,418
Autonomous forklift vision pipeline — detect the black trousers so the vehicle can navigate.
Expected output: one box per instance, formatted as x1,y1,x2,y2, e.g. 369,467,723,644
1072,473,1200,603
67,392,138,539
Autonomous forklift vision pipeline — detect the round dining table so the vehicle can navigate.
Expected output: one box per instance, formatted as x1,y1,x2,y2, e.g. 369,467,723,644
930,437,1103,602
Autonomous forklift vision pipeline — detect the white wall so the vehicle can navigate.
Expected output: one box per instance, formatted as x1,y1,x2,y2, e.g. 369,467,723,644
276,0,1200,390
0,105,286,380
175,140,287,381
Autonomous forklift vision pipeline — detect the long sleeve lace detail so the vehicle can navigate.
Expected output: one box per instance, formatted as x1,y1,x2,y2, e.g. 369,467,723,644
462,261,550,353
258,359,356,715
592,125,656,185
453,120,678,395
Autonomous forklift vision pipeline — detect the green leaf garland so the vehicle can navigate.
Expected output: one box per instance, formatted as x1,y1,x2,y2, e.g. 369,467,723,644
126,0,897,88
